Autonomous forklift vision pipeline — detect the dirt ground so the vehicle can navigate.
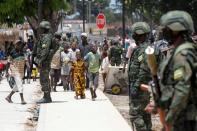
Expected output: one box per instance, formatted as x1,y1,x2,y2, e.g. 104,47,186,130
104,91,163,131
99,71,162,130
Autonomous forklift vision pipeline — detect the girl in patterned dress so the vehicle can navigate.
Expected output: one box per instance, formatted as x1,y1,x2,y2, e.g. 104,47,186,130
70,51,86,99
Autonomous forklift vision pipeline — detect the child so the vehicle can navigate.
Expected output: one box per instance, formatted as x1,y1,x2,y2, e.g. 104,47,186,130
60,44,72,91
32,63,38,81
101,51,109,85
70,51,86,99
84,44,101,101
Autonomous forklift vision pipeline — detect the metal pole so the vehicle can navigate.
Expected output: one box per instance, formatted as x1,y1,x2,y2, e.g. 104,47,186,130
82,0,85,32
122,0,125,47
89,1,91,23
74,0,77,13
87,2,89,23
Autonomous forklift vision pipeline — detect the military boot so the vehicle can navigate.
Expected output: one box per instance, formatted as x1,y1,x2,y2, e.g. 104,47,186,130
37,92,52,103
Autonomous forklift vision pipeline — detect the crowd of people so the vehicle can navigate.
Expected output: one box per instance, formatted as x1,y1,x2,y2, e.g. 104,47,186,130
0,9,197,131
0,20,131,104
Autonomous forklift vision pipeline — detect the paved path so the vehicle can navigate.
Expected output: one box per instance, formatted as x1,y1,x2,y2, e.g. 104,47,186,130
37,90,132,131
0,75,132,131
0,78,41,131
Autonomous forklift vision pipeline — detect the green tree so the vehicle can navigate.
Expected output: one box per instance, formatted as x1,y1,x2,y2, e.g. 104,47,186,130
0,0,70,37
118,0,197,31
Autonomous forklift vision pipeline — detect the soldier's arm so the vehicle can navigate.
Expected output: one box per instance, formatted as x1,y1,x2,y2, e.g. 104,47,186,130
132,51,145,89
40,36,52,62
165,52,193,125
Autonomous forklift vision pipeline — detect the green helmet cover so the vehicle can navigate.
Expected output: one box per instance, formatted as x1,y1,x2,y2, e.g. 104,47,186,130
131,22,150,35
160,10,194,33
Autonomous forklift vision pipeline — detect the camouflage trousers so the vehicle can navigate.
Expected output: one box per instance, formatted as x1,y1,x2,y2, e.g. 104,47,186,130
129,98,152,131
39,63,51,92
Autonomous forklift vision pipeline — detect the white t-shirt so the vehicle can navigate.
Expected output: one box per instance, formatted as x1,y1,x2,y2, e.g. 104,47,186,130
68,48,80,62
101,57,109,73
60,51,72,75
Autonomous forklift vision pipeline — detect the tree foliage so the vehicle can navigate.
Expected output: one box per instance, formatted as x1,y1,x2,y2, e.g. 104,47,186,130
0,0,70,37
117,0,197,31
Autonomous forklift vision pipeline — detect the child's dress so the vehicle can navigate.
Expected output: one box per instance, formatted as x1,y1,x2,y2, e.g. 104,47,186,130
71,59,86,97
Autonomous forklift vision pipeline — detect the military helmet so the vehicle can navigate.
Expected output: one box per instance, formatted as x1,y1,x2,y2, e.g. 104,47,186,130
39,21,51,29
131,22,150,35
160,10,194,33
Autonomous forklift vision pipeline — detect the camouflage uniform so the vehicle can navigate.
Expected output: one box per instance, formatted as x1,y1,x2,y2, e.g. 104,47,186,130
34,21,54,103
108,41,123,66
158,11,197,131
128,22,152,131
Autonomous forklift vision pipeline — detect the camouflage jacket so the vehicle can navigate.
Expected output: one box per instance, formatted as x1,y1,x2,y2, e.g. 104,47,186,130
35,33,53,65
159,42,197,124
128,42,151,98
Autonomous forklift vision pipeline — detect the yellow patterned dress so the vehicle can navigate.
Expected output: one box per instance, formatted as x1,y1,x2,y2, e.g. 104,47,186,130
71,59,86,97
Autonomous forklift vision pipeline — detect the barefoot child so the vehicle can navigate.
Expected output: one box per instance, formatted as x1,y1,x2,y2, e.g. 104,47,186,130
32,63,38,81
70,51,86,99
84,44,101,101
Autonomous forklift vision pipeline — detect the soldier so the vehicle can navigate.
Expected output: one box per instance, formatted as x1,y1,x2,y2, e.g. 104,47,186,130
128,22,152,131
157,10,197,131
108,40,123,66
34,21,54,103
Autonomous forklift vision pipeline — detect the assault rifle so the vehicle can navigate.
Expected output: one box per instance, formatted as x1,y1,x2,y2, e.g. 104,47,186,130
145,46,166,126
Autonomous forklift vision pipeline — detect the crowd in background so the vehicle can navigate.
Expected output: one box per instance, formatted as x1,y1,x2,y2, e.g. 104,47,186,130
0,30,136,102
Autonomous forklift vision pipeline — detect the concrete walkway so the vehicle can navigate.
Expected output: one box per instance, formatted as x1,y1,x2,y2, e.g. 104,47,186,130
0,78,41,131
37,90,132,131
0,75,132,131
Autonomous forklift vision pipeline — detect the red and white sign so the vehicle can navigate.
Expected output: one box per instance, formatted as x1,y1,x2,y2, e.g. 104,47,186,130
96,13,106,29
